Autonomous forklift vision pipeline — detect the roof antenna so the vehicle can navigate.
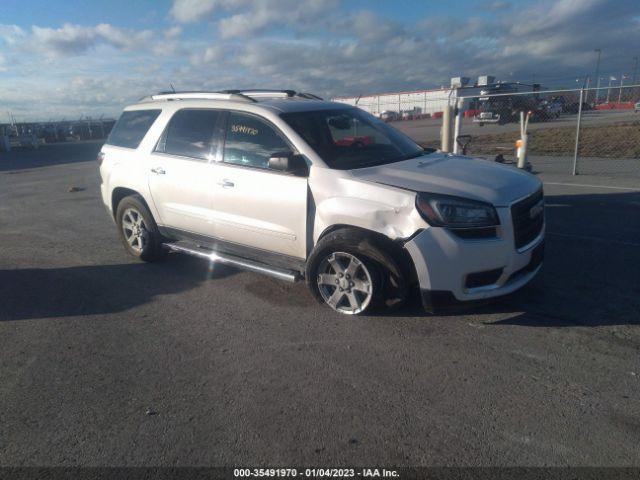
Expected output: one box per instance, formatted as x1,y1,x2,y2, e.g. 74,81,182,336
170,83,176,93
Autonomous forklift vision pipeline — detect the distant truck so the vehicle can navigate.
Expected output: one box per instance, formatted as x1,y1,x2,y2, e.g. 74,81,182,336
472,83,559,125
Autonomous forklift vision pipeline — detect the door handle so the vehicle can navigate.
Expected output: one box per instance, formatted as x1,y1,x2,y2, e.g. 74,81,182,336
150,167,166,175
217,179,235,188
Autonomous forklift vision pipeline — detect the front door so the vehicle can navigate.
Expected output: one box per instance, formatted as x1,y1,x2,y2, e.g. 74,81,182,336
148,108,224,237
210,111,308,259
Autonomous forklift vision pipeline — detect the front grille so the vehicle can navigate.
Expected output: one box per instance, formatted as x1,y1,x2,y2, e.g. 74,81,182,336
511,189,544,250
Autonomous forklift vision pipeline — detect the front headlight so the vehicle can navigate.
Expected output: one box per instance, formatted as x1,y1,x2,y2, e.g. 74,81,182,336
416,193,499,228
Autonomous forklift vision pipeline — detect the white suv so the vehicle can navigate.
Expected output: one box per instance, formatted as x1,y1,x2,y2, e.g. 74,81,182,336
99,90,544,315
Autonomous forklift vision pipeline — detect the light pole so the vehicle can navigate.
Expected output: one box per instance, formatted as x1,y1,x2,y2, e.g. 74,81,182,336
606,76,615,104
617,74,627,103
593,49,602,104
632,57,639,104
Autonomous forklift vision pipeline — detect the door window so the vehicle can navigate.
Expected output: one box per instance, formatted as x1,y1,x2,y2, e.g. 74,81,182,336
223,112,290,169
156,109,222,161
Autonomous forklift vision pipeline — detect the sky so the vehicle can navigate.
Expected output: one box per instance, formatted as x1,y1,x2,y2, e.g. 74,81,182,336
1,0,639,121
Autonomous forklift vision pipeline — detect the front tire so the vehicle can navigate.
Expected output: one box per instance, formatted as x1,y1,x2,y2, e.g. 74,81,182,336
307,229,410,315
315,251,377,315
115,195,165,262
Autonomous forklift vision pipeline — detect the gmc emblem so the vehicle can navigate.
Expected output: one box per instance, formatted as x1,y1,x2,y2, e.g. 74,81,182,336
529,200,544,219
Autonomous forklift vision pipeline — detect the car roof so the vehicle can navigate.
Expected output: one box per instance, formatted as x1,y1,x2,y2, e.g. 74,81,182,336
255,98,352,113
127,91,353,115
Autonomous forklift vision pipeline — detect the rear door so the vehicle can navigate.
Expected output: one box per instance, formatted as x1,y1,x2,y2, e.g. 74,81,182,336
210,111,308,259
148,108,223,237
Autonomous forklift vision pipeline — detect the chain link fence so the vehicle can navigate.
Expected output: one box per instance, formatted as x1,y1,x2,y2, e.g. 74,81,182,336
335,91,453,150
387,85,640,178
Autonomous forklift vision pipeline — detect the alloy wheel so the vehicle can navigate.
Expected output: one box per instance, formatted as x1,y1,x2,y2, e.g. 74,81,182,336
317,252,374,314
121,208,149,253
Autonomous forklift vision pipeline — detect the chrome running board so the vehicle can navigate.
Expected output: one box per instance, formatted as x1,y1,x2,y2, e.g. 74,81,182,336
163,241,300,283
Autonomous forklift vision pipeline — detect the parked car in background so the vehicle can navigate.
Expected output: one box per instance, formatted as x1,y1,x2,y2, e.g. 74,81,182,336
540,99,562,118
401,108,423,121
380,110,399,122
99,89,544,315
635,101,640,113
564,101,593,114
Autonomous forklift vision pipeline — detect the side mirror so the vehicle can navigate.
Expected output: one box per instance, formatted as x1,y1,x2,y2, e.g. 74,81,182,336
268,152,308,175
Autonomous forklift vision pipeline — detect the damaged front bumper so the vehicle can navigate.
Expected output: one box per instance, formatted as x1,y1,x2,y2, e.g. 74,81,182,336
403,209,544,311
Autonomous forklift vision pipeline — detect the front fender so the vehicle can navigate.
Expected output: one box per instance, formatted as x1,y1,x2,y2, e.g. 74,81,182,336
313,182,426,244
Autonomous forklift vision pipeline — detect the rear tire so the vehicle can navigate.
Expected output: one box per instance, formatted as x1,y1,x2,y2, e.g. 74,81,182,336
307,229,409,315
115,195,165,262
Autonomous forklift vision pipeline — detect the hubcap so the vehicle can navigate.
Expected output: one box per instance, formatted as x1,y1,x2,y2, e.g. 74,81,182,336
317,252,373,315
121,208,149,253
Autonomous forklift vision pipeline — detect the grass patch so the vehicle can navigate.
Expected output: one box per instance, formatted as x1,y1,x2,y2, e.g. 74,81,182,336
422,121,640,158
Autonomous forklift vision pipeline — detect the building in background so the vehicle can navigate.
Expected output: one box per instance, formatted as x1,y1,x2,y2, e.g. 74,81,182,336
332,75,539,119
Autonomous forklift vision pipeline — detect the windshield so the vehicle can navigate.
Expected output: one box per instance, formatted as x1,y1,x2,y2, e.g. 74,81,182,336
280,108,426,169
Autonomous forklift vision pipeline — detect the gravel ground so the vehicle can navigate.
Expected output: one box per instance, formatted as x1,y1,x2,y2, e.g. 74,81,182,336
1,142,639,467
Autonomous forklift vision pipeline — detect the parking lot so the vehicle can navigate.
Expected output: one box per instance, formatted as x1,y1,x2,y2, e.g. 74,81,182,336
1,141,639,466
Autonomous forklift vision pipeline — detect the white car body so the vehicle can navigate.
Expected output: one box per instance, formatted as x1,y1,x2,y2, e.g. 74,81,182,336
100,91,544,313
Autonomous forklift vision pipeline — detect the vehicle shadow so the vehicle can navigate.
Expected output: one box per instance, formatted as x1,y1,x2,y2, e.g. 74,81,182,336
0,254,237,322
0,141,103,172
391,190,640,327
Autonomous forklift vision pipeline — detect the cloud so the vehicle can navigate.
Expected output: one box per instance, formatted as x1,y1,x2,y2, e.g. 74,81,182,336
348,10,404,43
170,0,341,38
215,0,640,97
220,0,340,38
482,1,511,11
24,23,153,57
170,0,220,23
0,24,26,45
3,0,640,121
189,45,225,65
164,26,183,39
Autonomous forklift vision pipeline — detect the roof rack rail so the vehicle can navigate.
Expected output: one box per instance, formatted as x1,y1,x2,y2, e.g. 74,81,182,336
139,89,324,103
145,91,257,103
296,92,324,100
221,89,323,100
220,89,296,98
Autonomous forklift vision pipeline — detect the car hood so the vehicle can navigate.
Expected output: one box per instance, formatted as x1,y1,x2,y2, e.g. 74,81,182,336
349,152,542,206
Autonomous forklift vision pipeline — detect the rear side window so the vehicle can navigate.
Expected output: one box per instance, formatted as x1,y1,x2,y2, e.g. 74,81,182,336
156,109,222,161
106,110,161,149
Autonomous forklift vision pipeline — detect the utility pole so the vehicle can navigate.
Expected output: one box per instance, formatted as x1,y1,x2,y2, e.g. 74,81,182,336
593,49,602,104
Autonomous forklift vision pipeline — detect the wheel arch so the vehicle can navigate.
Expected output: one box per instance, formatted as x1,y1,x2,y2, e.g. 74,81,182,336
111,188,152,219
312,224,419,288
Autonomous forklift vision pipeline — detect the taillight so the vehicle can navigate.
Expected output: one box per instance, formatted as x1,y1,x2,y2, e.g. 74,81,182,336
97,152,105,166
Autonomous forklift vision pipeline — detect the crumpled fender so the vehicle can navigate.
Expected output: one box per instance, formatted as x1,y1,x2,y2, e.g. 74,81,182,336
311,175,426,244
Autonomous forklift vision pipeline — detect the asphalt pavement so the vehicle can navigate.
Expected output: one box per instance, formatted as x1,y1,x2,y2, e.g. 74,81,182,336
1,141,639,467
